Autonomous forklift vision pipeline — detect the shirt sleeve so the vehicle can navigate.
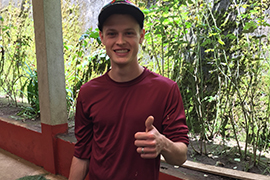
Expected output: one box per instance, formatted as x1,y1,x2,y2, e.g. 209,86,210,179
162,83,189,146
73,90,93,159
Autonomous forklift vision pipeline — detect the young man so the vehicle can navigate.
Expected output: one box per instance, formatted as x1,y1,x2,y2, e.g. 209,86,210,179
68,1,189,180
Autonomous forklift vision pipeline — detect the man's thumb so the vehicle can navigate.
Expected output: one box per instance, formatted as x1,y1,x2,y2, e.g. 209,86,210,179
145,116,154,132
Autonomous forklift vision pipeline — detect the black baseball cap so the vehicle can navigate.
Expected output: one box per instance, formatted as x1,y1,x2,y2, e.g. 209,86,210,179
98,0,145,31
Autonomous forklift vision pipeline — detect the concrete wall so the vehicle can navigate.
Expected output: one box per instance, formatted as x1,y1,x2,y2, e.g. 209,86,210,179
0,117,68,175
0,0,110,31
76,0,110,31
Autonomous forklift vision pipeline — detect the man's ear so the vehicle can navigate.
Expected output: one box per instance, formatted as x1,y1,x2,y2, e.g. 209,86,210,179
99,31,104,44
139,29,145,44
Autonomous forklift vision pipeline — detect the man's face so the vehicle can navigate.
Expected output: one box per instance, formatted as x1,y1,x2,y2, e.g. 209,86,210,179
99,14,145,67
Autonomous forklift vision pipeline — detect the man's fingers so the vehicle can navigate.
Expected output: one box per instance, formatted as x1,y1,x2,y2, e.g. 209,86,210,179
134,138,155,146
137,147,157,154
145,116,154,132
134,132,155,139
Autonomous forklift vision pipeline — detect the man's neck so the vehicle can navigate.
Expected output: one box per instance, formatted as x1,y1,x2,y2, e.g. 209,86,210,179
108,64,144,82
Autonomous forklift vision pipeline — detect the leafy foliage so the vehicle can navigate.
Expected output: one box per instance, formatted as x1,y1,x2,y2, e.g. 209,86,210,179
141,0,270,170
0,0,34,104
18,63,39,119
16,175,48,180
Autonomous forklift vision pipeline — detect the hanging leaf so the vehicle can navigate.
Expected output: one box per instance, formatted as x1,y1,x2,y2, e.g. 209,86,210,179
218,38,225,45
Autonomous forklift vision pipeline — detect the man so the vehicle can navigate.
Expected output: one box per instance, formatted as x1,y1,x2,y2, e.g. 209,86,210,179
68,1,189,180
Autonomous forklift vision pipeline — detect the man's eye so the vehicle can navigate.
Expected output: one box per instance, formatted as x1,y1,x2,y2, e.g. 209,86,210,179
126,32,134,35
107,32,116,36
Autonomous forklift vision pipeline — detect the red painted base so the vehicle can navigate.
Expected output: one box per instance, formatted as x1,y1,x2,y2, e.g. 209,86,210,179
0,118,182,180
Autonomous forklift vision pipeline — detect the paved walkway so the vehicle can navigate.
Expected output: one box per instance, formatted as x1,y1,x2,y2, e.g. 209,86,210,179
0,148,67,180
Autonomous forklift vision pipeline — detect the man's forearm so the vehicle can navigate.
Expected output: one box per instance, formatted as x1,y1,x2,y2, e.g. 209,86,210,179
160,138,188,166
68,156,89,180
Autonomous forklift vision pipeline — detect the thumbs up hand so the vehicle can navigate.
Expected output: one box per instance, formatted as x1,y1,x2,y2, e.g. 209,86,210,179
134,116,165,159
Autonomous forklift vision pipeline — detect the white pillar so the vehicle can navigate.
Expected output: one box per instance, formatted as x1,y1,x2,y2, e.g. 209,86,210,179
32,0,67,126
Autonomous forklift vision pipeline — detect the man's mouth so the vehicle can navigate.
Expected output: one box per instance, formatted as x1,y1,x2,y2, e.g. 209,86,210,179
114,49,129,53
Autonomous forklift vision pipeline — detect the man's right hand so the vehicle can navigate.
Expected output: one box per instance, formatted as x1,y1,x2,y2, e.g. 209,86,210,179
68,156,89,180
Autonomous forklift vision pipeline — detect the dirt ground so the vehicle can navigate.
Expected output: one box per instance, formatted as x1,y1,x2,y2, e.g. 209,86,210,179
0,96,270,180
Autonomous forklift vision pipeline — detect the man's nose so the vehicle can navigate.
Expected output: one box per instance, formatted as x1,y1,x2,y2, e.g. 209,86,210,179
116,34,125,45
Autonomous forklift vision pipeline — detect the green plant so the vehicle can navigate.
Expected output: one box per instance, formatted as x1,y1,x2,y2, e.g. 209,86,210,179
16,174,48,180
0,1,35,104
141,0,270,163
64,27,110,117
18,63,39,119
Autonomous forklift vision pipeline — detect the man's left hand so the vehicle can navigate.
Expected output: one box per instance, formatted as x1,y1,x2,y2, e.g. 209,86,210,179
134,116,165,159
